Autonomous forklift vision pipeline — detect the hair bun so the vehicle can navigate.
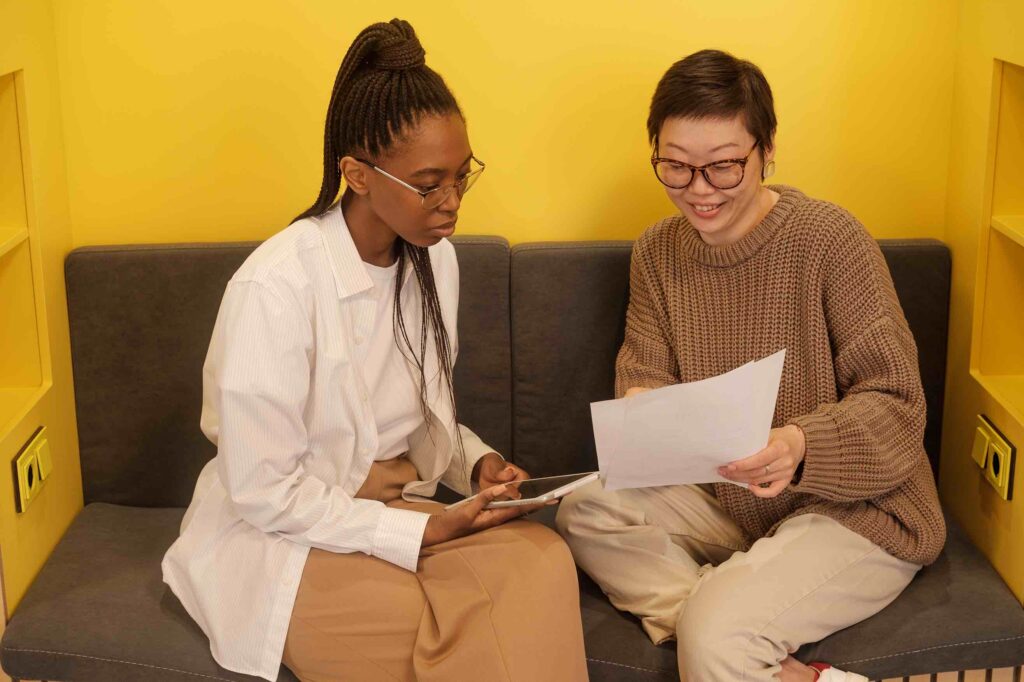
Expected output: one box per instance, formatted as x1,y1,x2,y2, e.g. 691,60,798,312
372,19,426,71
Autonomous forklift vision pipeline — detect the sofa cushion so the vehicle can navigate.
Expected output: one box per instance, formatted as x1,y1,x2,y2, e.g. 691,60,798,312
66,243,254,508
0,503,296,682
65,236,512,508
526,505,1024,680
509,242,632,477
6,503,1021,682
509,239,950,478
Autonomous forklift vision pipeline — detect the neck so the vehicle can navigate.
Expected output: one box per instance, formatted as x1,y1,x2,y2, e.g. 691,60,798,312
703,186,779,247
341,191,399,267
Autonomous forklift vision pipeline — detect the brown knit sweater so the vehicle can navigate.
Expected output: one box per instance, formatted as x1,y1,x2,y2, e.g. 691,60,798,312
616,185,946,565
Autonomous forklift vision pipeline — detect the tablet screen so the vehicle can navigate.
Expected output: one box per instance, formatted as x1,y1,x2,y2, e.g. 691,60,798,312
510,472,596,500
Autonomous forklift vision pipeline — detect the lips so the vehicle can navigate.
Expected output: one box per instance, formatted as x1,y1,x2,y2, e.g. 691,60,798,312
429,221,457,238
689,201,724,219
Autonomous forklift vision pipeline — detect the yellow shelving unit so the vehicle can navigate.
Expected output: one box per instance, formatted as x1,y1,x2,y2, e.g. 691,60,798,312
971,60,1024,429
0,71,50,441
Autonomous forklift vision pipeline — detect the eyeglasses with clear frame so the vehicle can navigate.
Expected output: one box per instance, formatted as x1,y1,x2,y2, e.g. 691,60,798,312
355,156,486,210
650,143,757,190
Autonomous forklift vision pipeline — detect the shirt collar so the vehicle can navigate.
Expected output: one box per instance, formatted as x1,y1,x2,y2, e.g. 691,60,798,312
318,204,415,300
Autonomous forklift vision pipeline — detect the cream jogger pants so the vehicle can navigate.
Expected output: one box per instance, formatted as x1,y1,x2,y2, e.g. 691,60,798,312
555,480,919,681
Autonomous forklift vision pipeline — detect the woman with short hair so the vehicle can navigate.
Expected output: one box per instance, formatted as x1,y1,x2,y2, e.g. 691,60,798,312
557,49,945,682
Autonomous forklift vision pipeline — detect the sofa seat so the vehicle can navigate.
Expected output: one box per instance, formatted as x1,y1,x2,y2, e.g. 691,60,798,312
4,503,1024,682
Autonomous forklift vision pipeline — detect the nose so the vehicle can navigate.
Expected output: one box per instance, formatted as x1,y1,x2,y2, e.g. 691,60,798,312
687,170,717,195
438,186,462,213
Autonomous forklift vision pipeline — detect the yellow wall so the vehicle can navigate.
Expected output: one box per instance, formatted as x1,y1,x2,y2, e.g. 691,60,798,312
0,0,84,612
52,0,958,247
939,0,1024,601
13,0,1024,616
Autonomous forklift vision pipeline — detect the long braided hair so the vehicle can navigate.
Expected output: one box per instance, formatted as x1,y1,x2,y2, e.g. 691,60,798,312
294,19,467,482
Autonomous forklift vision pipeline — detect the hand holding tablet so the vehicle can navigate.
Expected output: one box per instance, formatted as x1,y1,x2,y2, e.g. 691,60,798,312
444,471,600,511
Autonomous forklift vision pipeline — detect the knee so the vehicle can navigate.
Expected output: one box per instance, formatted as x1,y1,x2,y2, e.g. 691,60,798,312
554,479,608,539
676,588,747,679
501,521,580,592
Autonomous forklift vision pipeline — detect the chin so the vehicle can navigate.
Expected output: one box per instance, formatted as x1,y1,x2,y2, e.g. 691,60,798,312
405,235,443,248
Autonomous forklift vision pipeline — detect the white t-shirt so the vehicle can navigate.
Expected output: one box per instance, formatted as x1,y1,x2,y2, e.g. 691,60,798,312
360,259,424,461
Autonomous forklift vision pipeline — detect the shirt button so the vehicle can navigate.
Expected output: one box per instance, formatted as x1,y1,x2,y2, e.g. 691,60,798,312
355,336,365,345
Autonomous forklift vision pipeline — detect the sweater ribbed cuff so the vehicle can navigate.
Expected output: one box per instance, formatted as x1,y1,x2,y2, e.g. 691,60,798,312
788,412,844,498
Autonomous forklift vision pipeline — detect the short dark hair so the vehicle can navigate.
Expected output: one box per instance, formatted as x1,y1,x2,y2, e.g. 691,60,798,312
647,49,777,157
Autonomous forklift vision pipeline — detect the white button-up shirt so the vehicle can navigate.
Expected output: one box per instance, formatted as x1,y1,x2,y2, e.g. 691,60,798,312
161,206,495,681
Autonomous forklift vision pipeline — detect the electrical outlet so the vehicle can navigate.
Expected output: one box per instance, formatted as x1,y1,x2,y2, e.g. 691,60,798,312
12,427,50,513
976,414,1015,501
13,445,40,513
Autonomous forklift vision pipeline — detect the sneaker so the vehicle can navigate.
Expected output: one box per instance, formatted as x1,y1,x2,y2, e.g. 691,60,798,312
808,662,869,682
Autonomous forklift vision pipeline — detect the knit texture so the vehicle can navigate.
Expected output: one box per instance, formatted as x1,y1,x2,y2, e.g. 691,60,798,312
616,185,946,565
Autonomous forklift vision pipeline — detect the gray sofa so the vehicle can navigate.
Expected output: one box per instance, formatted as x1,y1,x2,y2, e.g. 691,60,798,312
3,236,1024,682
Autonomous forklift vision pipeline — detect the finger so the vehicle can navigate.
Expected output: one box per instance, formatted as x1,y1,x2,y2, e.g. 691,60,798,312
722,465,792,485
480,496,552,524
748,478,789,498
744,470,794,487
472,504,532,530
721,452,792,480
724,443,785,473
471,484,508,512
497,465,517,482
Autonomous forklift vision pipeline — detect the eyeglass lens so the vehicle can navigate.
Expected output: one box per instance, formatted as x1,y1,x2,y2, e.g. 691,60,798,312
653,161,744,190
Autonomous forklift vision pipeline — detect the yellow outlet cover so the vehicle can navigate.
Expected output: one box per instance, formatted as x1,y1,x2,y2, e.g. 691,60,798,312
36,432,52,480
14,446,38,513
971,419,990,469
12,427,49,513
977,415,1015,501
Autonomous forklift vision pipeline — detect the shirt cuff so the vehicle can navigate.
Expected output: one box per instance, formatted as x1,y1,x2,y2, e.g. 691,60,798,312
372,506,431,572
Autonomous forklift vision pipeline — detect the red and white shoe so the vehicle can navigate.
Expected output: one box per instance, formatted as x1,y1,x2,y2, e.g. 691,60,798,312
808,662,870,682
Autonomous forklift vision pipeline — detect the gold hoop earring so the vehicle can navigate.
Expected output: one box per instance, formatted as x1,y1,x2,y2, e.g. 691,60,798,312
762,160,776,180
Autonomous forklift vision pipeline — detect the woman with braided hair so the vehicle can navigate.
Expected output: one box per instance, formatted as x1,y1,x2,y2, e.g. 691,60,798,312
162,19,588,682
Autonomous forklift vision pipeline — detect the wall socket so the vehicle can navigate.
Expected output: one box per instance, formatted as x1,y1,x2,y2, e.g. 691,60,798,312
12,426,50,513
971,415,1015,501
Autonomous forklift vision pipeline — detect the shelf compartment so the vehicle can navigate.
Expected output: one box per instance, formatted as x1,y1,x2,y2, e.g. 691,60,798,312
0,70,47,442
971,59,1024,425
0,226,28,260
991,215,1024,249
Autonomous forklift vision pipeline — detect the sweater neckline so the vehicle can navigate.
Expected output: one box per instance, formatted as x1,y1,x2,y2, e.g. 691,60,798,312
678,185,803,267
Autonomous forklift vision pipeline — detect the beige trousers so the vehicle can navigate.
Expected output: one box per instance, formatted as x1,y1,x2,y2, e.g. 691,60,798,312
555,480,919,682
283,456,589,682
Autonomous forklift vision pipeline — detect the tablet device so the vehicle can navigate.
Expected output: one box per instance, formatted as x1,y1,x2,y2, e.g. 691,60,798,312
444,471,600,510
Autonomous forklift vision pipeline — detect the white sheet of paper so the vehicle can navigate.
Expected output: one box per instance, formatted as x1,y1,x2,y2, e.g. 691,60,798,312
592,349,786,491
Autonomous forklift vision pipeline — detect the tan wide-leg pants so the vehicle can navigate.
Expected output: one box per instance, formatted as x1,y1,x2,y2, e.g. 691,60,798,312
283,456,589,682
555,480,920,682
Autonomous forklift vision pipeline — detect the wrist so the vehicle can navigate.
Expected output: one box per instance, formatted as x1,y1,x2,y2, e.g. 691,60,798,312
472,452,501,483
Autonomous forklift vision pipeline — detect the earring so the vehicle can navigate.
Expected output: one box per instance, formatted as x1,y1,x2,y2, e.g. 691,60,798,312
762,160,776,180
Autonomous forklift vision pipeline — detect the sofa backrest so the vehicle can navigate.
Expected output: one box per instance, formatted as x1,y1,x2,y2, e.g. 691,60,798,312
66,236,949,507
66,237,511,507
509,239,951,479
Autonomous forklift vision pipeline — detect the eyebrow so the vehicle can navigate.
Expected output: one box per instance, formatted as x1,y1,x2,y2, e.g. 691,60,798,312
665,142,742,155
409,153,474,179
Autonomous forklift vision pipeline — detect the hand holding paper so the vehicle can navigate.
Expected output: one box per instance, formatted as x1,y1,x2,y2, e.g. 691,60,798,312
591,349,786,491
